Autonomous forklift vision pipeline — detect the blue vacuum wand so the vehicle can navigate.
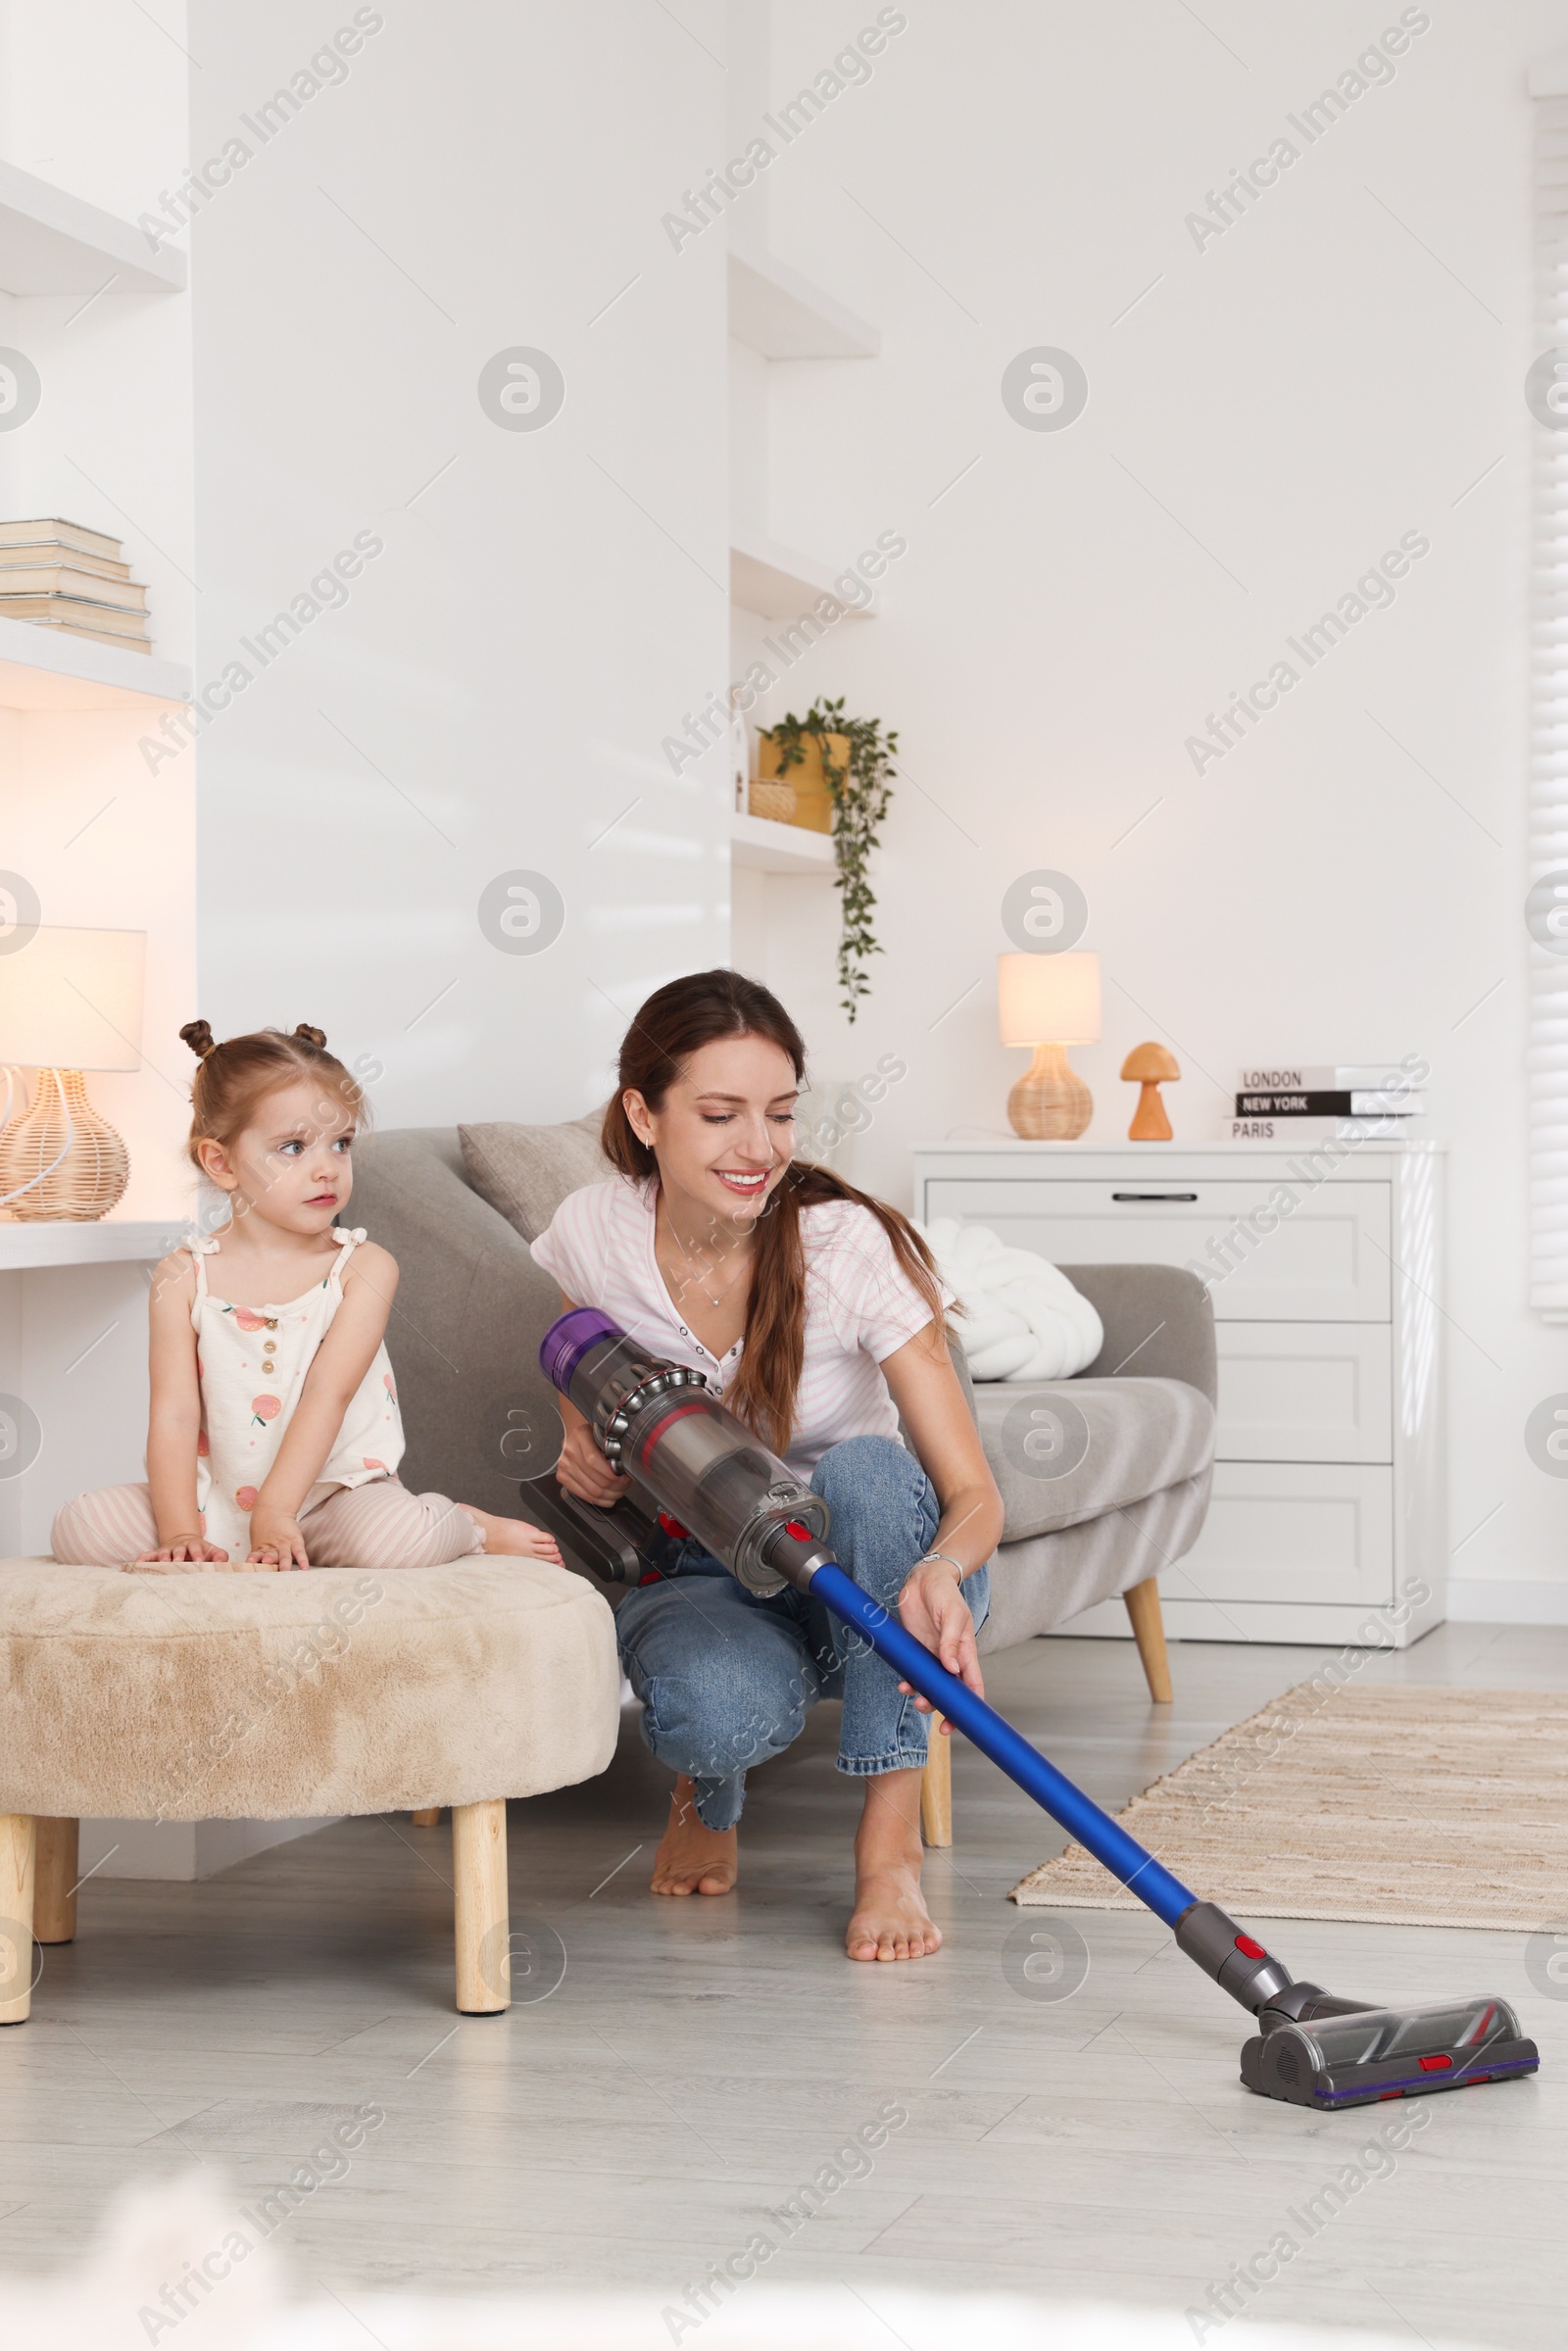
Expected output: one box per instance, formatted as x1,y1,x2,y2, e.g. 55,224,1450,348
539,1309,1539,2109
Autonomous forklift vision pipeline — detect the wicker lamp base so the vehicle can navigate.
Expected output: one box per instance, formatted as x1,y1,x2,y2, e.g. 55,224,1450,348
0,1069,130,1220
1006,1041,1093,1141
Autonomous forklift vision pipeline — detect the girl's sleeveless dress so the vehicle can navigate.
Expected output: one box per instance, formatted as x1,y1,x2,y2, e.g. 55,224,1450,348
190,1226,404,1558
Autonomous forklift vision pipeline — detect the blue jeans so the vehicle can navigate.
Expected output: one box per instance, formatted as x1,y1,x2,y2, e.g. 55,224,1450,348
615,1434,991,1832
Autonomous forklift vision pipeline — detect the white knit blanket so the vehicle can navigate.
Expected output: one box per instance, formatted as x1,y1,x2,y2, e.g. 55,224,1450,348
916,1217,1102,1381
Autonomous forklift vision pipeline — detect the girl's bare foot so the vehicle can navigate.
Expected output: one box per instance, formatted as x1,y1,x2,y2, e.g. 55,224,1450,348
464,1504,562,1564
847,1767,942,1962
650,1775,738,1895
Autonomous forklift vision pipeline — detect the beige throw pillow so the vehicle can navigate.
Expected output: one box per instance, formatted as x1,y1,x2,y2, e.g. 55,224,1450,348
459,1111,613,1244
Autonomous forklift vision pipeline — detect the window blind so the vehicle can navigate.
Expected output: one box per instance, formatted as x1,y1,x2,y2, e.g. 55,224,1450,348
1530,92,1568,1321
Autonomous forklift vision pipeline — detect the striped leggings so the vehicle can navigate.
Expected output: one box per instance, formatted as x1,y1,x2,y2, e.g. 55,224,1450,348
51,1478,484,1572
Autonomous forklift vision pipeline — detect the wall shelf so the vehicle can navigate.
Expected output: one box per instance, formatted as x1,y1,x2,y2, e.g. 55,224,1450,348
730,810,834,874
0,157,186,296
0,1219,182,1271
730,529,871,619
727,246,878,360
0,614,190,710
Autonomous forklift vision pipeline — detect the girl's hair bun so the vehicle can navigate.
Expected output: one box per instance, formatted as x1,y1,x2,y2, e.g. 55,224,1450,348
180,1023,367,1173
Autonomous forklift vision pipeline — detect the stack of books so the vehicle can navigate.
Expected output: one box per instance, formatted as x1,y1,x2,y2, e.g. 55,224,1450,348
1229,1063,1424,1143
0,518,151,653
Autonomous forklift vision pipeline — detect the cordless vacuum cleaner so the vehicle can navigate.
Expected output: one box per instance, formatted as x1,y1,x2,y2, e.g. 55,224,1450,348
530,1308,1540,2111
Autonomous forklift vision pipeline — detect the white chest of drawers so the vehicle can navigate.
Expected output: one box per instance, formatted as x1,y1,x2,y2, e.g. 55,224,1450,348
911,1140,1446,1647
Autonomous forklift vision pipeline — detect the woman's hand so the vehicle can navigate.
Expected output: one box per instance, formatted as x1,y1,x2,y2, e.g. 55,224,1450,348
245,1508,310,1571
555,1416,630,1508
129,1533,231,1571
895,1556,985,1725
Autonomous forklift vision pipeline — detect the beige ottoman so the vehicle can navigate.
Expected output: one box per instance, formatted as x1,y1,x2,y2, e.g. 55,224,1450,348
0,1556,620,2023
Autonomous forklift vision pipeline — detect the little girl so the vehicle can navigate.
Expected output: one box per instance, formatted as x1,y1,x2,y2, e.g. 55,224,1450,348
52,1020,561,1575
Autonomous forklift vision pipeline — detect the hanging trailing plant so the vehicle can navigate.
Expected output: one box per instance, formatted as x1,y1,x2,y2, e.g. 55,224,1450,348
765,695,897,1021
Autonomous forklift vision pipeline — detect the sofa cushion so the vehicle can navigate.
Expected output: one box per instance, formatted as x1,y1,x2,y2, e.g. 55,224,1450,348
973,1375,1215,1542
978,1470,1212,1651
345,1129,567,1514
459,1111,612,1243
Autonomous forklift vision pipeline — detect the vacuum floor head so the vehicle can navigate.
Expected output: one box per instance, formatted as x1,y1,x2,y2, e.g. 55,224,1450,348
1244,1993,1539,2108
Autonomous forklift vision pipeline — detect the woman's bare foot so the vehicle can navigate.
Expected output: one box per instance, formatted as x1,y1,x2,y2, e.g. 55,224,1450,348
650,1775,738,1896
847,1767,942,1962
463,1504,562,1564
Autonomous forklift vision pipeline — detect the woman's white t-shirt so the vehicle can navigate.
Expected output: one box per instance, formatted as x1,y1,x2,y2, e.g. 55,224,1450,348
529,1177,944,1475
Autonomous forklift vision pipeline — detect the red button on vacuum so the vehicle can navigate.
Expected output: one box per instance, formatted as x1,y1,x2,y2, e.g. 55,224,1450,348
1418,2054,1452,2072
1234,1934,1267,1961
784,1520,813,1541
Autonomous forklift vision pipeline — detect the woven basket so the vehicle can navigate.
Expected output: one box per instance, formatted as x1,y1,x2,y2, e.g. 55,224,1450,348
754,729,846,835
0,1068,129,1220
748,779,798,823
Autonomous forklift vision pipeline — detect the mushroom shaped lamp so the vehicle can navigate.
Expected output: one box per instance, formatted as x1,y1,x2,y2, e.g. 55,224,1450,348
1121,1041,1180,1141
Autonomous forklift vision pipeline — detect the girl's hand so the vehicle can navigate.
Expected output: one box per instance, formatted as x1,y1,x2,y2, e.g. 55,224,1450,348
245,1509,310,1570
895,1556,985,1725
128,1534,232,1571
555,1418,630,1508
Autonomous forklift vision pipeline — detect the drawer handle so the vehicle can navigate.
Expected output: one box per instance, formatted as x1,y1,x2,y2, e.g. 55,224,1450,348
1111,1191,1199,1202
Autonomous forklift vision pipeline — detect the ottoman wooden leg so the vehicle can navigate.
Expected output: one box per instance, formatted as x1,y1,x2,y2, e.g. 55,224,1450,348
453,1799,509,2016
920,1731,953,1848
0,1815,36,2026
34,1818,78,1944
412,1809,441,1828
1124,1576,1173,1703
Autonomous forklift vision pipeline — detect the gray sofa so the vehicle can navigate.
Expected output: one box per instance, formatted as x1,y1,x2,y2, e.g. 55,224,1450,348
347,1123,1217,1684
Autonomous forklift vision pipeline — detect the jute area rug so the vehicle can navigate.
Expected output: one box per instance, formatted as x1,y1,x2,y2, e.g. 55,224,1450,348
1009,1682,1568,1932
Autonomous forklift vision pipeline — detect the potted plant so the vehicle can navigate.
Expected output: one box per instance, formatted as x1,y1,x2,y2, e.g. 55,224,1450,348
754,725,849,833
758,697,898,1021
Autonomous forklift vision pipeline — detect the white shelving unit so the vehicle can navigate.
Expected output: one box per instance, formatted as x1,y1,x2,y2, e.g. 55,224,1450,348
730,810,834,873
729,527,862,619
0,8,198,1612
723,4,883,1012
0,1219,178,1270
727,246,878,360
0,612,189,710
0,156,186,296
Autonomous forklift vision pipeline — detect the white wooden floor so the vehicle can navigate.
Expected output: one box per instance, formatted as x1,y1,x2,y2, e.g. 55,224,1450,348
1,1622,1560,2345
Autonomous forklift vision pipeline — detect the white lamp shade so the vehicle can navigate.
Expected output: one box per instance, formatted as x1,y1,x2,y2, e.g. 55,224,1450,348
998,951,1101,1047
0,926,146,1071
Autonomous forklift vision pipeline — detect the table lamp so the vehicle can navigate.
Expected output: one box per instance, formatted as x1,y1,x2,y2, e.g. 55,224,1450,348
0,926,146,1220
998,950,1101,1139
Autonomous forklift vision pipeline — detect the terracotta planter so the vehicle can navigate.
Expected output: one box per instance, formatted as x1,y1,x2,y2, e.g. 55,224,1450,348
752,730,850,835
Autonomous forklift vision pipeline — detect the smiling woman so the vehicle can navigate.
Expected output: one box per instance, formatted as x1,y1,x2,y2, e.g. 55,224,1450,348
528,969,1004,1963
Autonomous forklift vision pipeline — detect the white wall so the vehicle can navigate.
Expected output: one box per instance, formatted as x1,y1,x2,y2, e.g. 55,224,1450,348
734,0,1568,1609
186,0,731,1127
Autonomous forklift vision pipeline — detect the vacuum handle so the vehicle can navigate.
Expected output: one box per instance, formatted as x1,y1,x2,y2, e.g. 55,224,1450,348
804,1556,1199,1931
